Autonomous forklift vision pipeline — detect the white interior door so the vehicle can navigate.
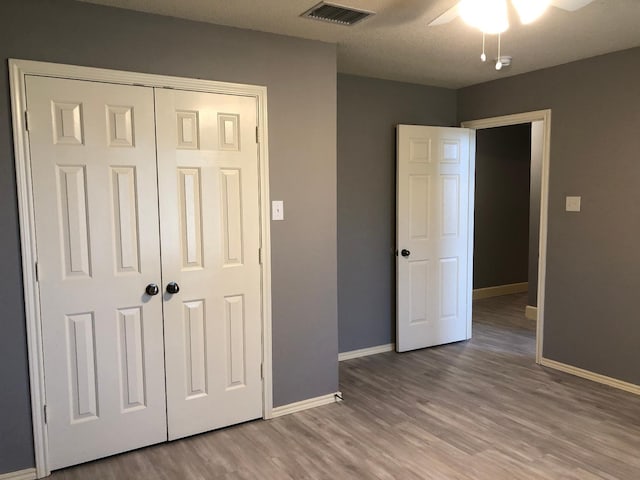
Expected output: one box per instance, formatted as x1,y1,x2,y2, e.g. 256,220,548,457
155,89,263,440
26,76,167,469
396,125,475,352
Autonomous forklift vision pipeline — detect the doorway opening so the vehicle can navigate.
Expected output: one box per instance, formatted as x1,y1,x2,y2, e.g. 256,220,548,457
462,110,551,363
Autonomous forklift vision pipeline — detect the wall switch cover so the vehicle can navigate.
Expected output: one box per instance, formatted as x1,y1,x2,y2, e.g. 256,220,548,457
565,196,581,212
272,200,284,220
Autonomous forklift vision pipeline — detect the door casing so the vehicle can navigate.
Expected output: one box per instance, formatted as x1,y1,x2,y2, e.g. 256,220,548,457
462,110,552,365
9,59,274,478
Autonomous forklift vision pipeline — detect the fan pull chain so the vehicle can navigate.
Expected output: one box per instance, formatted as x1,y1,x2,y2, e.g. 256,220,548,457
481,32,487,62
495,33,503,70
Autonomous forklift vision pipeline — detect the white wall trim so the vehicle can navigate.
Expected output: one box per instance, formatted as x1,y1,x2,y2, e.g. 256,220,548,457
540,358,640,396
462,109,552,365
255,73,274,424
466,129,477,340
270,392,342,418
338,343,395,361
525,305,538,321
472,282,528,300
0,468,37,480
9,59,273,477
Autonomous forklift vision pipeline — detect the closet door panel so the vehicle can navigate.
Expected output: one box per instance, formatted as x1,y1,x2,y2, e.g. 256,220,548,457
155,89,263,440
27,75,167,470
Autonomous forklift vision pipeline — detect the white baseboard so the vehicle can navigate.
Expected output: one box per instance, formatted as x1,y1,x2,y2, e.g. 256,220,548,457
338,343,395,361
271,392,342,418
525,305,538,321
540,358,640,396
0,469,36,480
473,282,528,300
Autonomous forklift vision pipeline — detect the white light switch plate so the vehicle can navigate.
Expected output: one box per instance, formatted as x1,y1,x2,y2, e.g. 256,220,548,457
272,200,284,220
565,196,581,212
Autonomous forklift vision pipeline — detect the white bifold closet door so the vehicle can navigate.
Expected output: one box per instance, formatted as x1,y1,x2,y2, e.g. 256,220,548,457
27,76,168,470
155,89,263,440
26,75,263,470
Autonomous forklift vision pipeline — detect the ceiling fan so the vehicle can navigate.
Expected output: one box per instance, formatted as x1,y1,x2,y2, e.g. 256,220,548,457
429,0,596,71
429,0,596,32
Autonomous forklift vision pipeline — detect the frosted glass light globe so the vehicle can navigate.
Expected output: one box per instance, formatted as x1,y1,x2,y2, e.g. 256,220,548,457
459,0,509,34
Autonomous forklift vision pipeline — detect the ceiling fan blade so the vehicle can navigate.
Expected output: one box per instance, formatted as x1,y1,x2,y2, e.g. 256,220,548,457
549,0,596,11
428,4,460,26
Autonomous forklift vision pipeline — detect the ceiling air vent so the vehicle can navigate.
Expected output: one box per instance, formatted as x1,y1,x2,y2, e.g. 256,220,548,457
301,2,375,26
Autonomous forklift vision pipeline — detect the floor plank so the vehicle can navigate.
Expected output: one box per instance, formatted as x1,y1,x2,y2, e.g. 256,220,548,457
51,293,640,479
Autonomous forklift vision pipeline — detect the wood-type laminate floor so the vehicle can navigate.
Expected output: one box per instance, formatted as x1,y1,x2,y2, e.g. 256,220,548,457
51,293,640,479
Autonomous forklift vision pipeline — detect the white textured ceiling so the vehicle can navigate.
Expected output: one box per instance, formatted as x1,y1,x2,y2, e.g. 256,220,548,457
77,0,640,88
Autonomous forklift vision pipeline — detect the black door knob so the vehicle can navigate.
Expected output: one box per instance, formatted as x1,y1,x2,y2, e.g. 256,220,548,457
145,283,160,296
401,249,411,257
166,282,180,294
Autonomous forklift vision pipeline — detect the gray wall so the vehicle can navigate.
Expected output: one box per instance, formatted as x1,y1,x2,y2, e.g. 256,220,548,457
0,0,337,474
474,124,531,289
529,121,544,307
337,74,456,353
459,46,640,384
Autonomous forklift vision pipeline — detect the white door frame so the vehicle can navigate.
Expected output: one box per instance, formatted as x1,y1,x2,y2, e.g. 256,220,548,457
9,59,274,478
461,109,552,365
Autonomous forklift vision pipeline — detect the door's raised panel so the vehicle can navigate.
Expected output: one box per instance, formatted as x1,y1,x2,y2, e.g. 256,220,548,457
221,169,243,266
111,167,140,274
52,101,84,145
442,140,460,164
66,313,98,422
409,175,430,240
409,261,429,325
58,165,92,278
176,111,199,150
218,114,240,151
441,175,460,237
117,307,146,411
409,139,430,163
224,295,246,389
183,300,207,399
107,106,134,147
178,169,203,269
439,257,459,319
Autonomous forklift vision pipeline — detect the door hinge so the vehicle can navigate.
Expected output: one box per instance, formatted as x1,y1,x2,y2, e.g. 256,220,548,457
43,405,47,424
24,111,30,131
255,126,259,143
260,364,264,379
35,262,39,282
258,248,262,265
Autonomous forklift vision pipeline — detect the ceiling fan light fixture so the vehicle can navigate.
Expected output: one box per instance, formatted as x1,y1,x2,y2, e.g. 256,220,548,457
459,0,509,34
511,0,551,24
